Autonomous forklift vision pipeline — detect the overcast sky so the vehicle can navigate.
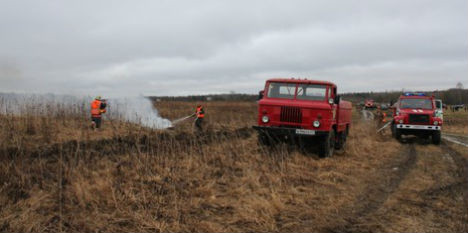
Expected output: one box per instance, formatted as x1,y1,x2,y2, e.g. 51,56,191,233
0,0,467,97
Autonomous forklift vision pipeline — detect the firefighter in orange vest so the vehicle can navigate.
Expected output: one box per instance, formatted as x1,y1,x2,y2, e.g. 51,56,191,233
381,112,387,123
376,106,387,128
194,104,205,131
90,96,107,130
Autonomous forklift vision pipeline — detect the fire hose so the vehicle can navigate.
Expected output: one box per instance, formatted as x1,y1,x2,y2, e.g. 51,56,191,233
377,120,393,133
171,114,195,125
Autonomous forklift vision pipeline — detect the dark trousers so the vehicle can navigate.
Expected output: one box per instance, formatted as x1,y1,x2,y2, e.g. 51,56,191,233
195,118,204,131
91,117,102,128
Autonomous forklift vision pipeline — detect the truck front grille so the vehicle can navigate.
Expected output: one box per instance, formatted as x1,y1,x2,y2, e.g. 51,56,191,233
280,106,302,123
409,114,430,124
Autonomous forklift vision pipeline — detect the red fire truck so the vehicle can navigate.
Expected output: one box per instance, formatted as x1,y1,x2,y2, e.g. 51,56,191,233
391,93,442,144
365,99,376,109
253,78,352,157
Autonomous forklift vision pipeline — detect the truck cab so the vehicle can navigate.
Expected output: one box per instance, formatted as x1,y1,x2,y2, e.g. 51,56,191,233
253,78,352,157
391,93,442,144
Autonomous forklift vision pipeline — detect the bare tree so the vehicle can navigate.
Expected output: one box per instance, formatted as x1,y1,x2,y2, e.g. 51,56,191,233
456,82,464,89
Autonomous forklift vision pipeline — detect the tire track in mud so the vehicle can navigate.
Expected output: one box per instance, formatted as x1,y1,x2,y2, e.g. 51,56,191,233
442,134,468,148
323,144,417,233
440,142,468,232
1,127,254,160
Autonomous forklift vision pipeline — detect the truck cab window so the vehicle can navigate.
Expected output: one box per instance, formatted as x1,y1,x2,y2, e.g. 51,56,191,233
297,84,327,101
267,82,296,99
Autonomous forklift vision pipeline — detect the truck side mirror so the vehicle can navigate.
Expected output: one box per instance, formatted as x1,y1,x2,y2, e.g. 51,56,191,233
258,90,264,100
334,95,341,104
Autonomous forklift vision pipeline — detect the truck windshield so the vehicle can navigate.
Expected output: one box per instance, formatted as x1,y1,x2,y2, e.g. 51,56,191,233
297,84,327,101
400,99,433,110
267,82,296,99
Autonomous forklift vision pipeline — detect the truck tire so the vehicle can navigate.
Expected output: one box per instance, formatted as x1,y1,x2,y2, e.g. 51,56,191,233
258,132,271,146
392,123,402,141
319,131,335,158
432,131,441,145
335,131,347,150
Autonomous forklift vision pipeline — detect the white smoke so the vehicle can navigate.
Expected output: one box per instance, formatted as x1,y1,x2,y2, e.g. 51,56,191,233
107,96,172,129
0,93,172,129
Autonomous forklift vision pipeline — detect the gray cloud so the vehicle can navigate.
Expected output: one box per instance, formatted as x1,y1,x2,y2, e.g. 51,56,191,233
0,0,467,97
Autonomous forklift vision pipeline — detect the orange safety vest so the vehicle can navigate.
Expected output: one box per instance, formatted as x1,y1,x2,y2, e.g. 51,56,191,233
91,100,102,117
196,106,205,118
382,112,387,123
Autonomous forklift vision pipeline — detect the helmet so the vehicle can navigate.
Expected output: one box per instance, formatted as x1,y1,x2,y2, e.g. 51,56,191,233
95,96,102,100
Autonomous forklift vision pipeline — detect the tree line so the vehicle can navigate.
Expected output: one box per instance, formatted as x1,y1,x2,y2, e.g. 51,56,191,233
149,88,467,105
341,88,468,105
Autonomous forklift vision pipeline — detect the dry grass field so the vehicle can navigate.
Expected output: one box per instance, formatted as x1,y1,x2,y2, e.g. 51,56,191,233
0,100,467,232
444,110,468,135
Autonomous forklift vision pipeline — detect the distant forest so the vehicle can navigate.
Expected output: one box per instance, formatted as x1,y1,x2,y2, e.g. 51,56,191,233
342,88,468,105
150,88,468,105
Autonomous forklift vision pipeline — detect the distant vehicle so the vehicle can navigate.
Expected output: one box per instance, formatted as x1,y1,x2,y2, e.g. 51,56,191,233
391,93,442,144
380,103,389,110
435,99,443,120
451,104,465,112
365,99,376,109
254,78,352,157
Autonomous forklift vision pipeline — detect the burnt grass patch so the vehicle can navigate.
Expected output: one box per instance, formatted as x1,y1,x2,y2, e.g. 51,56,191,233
1,127,254,161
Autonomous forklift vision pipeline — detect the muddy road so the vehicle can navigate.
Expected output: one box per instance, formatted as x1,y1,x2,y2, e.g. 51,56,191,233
317,113,468,232
330,140,467,232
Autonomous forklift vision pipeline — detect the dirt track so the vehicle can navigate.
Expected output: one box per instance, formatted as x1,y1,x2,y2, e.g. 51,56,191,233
318,110,468,232
322,144,417,232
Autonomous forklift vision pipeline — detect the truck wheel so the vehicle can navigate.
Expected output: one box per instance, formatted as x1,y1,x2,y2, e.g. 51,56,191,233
335,131,347,150
319,131,335,158
392,124,402,141
258,132,270,146
432,131,441,145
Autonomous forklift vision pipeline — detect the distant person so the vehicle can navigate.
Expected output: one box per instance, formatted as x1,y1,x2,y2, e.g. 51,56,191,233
90,96,107,131
375,106,387,128
194,104,205,131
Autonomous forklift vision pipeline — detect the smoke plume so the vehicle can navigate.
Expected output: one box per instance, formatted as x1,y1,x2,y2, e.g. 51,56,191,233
0,93,171,129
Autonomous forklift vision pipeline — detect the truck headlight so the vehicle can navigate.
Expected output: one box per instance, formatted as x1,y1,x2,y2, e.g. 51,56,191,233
313,120,320,128
262,115,269,123
328,98,334,105
399,119,404,124
434,121,439,126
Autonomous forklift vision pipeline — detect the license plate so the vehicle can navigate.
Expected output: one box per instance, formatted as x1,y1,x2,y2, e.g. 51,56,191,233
412,125,425,129
295,129,316,135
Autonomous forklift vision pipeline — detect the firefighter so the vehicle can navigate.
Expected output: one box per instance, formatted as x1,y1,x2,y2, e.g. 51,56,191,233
194,104,205,131
375,106,387,128
90,96,107,130
381,111,387,124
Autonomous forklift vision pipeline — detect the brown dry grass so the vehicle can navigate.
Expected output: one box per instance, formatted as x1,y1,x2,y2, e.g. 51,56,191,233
0,100,466,232
444,110,468,135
